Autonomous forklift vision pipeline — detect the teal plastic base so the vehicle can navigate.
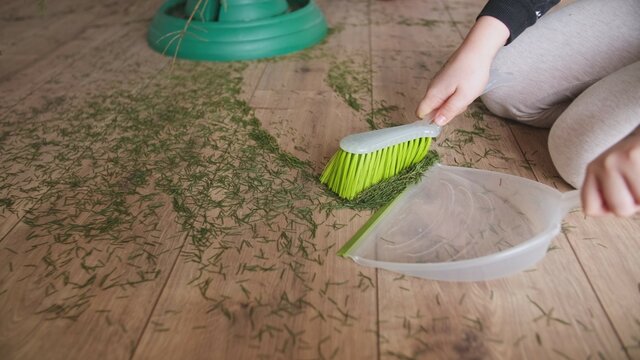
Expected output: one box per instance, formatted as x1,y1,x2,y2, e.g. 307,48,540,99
147,0,328,61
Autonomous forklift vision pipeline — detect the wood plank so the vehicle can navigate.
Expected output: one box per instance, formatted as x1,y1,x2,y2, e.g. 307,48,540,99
0,12,104,80
370,0,627,358
0,0,119,20
370,0,461,53
0,0,137,81
251,0,371,153
1,58,283,359
0,25,126,110
0,23,168,241
0,193,185,359
509,122,640,358
133,1,380,359
439,0,483,37
0,3,192,357
0,0,166,240
0,0,635,359
0,0,162,110
0,0,25,13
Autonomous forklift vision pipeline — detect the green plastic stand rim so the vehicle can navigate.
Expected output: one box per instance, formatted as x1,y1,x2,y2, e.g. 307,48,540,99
218,0,289,22
147,0,328,61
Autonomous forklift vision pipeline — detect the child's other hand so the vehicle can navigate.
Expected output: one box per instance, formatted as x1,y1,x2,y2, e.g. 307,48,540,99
416,16,509,126
582,129,640,217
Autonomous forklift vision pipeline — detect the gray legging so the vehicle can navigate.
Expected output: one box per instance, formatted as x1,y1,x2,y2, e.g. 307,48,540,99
480,0,640,188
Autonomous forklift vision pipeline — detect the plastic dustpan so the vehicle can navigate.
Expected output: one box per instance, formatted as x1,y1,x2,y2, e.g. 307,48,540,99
338,164,581,281
147,0,328,61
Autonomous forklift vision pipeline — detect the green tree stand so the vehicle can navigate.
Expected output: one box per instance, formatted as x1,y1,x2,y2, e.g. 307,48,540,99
147,0,328,61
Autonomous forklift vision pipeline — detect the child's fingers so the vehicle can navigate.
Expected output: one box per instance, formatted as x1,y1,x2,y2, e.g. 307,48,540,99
601,171,638,217
622,162,640,205
581,173,606,216
433,89,468,126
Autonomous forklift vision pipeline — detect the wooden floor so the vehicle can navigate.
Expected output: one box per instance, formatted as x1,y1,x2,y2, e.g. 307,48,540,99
1,0,639,359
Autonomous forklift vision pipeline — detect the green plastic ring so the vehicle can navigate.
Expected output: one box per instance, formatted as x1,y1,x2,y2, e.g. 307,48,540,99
147,0,328,61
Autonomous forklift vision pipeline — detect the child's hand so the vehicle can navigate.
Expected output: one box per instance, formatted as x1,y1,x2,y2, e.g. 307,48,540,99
416,16,509,126
416,49,491,126
582,129,640,217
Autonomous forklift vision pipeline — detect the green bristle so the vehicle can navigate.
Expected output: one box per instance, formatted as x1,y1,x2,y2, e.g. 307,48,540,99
367,149,382,189
320,136,434,200
389,145,399,177
408,139,420,164
354,152,371,197
397,141,408,173
382,147,392,176
411,139,423,164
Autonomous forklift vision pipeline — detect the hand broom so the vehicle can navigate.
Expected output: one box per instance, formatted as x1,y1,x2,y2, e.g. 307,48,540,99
320,120,441,200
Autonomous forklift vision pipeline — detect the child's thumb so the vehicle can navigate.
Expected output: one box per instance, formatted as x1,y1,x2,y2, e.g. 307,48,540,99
433,92,467,126
415,91,444,120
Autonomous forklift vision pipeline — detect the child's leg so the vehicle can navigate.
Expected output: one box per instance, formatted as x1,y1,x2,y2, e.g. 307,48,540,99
548,61,640,188
481,0,640,128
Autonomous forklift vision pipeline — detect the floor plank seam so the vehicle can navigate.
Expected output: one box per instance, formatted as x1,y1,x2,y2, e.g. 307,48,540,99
0,0,148,109
0,20,99,84
367,0,374,130
440,0,466,39
0,58,169,247
367,1,382,359
130,60,268,358
247,61,269,105
506,124,539,181
129,231,190,360
0,25,139,117
507,122,630,358
563,232,632,360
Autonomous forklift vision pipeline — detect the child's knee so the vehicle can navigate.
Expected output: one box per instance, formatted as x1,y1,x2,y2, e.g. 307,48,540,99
480,90,517,120
481,89,564,128
548,125,591,189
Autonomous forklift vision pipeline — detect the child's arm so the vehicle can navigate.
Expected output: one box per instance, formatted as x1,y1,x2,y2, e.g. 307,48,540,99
582,128,640,217
416,0,559,125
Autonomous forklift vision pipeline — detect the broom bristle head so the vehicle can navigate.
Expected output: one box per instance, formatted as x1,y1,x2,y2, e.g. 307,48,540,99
320,137,432,200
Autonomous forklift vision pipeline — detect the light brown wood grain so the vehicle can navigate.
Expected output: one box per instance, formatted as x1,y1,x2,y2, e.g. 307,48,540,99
0,0,145,81
133,1,379,358
0,22,169,241
0,0,162,110
0,0,637,359
510,122,640,359
0,194,185,359
0,2,180,358
0,0,25,13
0,0,166,242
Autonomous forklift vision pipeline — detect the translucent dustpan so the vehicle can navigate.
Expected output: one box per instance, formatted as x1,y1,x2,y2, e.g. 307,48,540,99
338,164,581,281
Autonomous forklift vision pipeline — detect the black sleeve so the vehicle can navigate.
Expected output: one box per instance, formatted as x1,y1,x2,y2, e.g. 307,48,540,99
478,0,560,44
